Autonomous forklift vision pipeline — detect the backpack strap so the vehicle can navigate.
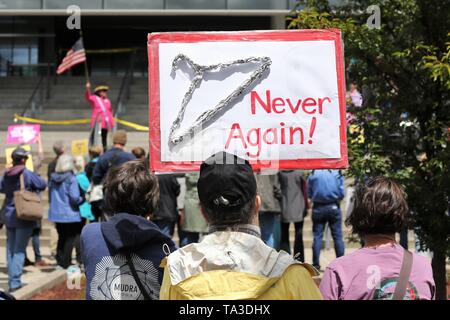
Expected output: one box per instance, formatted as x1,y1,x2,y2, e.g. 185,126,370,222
392,249,413,300
124,252,152,300
19,174,25,191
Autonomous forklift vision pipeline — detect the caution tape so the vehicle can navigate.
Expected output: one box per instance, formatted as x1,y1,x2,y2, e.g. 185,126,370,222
114,118,149,132
13,114,149,132
14,114,91,125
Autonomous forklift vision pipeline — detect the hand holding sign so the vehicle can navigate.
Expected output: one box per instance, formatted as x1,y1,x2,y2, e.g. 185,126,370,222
7,125,41,145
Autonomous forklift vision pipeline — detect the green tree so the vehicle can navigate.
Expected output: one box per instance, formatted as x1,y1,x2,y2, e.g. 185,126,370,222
288,0,450,299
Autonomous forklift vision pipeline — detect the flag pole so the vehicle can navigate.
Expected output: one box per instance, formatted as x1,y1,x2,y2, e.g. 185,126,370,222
80,29,90,84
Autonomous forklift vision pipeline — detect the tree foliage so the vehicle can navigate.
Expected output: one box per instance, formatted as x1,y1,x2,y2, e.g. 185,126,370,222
288,0,450,298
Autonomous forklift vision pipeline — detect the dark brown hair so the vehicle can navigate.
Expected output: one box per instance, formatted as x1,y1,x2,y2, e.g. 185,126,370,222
346,176,409,235
103,159,159,217
131,147,146,159
201,196,256,226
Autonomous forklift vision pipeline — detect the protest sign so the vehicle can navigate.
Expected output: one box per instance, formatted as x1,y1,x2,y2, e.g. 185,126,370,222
7,124,40,145
148,29,348,172
71,139,89,157
5,144,34,171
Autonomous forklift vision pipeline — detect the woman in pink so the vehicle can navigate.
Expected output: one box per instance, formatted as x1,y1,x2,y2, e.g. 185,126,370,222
320,177,435,300
85,82,115,151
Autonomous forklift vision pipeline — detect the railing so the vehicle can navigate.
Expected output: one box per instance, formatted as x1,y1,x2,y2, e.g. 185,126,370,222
19,76,44,119
8,63,55,100
10,63,55,119
114,49,137,117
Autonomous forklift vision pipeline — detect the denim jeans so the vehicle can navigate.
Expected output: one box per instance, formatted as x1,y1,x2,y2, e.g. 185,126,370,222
6,227,34,290
312,203,345,269
154,219,175,238
180,231,200,247
31,228,42,262
259,212,276,248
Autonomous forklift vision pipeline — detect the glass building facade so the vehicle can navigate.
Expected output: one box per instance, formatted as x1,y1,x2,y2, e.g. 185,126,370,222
0,0,344,76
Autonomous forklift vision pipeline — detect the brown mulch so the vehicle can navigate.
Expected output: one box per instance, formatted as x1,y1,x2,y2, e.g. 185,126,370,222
27,274,450,300
30,276,86,300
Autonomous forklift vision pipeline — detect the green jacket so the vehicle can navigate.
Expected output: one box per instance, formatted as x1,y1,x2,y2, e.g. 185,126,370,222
182,173,208,233
255,172,282,213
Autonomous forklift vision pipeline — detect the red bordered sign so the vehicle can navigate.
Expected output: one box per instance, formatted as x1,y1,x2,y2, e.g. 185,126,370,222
148,29,348,173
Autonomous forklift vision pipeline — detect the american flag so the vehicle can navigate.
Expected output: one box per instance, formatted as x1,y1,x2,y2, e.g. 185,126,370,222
56,38,86,75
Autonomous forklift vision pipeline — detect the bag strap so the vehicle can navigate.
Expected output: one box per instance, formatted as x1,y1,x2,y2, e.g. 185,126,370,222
392,249,413,300
20,174,25,191
124,252,152,300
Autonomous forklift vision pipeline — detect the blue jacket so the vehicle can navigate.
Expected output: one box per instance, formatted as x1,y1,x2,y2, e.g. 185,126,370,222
92,147,135,184
307,169,345,204
76,172,95,222
0,166,47,229
81,213,177,300
48,172,83,223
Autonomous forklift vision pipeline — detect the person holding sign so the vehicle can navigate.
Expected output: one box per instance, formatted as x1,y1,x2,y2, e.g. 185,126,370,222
85,82,115,151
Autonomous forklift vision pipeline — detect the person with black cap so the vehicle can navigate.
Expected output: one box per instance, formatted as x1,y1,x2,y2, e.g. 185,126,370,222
0,147,47,292
160,151,322,300
86,81,115,151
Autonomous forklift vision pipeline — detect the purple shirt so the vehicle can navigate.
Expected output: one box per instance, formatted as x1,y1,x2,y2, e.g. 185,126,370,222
320,244,435,300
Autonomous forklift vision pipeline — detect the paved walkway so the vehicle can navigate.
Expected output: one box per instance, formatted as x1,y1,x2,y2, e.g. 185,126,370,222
0,246,59,293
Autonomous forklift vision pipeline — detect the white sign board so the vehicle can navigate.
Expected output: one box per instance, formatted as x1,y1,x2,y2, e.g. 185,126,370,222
148,30,348,172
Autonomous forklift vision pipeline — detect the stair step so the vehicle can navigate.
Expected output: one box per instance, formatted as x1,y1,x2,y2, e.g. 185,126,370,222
0,236,52,247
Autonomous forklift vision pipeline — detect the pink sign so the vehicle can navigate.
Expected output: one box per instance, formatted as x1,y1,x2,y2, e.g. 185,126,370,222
7,124,41,144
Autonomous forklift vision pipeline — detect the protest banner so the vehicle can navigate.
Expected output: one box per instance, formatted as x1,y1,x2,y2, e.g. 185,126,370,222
71,139,89,157
7,124,40,145
5,144,34,171
148,29,348,172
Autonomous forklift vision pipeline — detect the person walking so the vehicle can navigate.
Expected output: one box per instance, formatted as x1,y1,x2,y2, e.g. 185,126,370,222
179,172,209,246
160,152,321,300
81,160,176,300
308,169,345,271
255,171,282,249
152,174,180,238
85,82,115,151
278,170,309,262
320,177,435,300
0,147,47,292
48,155,84,269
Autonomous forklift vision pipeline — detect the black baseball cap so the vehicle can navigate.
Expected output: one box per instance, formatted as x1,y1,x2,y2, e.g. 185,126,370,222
197,151,257,213
11,147,30,162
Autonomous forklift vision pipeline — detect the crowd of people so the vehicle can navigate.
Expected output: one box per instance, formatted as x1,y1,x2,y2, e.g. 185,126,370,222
0,135,436,299
0,78,435,300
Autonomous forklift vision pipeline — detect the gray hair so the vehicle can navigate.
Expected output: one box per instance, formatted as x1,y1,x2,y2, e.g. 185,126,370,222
73,155,85,173
53,141,66,156
55,154,74,173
